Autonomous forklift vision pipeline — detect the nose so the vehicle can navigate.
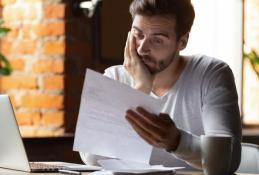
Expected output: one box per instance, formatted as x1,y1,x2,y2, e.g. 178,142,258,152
137,38,150,55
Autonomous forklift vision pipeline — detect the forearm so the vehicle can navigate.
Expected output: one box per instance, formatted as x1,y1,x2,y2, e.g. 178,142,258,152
170,130,241,173
171,130,202,169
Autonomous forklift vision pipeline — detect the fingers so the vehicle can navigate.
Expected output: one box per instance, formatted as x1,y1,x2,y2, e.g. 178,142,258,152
124,32,131,67
126,107,180,150
159,113,175,126
126,110,165,137
136,107,171,129
124,31,140,65
129,120,167,149
129,33,139,61
126,110,164,146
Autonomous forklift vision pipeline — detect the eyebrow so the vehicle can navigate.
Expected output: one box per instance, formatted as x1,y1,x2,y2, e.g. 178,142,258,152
132,26,169,38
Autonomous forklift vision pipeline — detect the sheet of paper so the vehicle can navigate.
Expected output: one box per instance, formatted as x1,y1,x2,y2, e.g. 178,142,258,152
90,159,184,175
73,69,164,163
89,171,113,175
98,159,152,170
98,159,185,172
89,170,176,175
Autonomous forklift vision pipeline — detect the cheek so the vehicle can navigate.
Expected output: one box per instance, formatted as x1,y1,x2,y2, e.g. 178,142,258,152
151,48,176,64
154,47,172,58
161,44,177,55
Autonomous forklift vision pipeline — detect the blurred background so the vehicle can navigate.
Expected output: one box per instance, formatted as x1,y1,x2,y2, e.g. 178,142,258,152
0,0,258,163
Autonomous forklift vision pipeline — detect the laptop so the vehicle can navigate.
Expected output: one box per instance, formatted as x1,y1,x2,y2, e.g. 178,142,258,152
0,94,102,172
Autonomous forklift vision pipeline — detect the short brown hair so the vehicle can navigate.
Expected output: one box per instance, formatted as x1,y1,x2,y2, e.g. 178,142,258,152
129,0,195,40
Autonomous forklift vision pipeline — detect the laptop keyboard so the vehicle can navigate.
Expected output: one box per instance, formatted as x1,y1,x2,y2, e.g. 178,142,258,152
29,162,64,172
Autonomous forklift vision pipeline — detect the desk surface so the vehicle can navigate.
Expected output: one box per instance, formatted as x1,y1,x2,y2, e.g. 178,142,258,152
0,169,257,175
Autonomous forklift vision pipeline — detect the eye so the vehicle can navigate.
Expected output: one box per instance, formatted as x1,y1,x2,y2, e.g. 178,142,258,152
151,37,163,45
132,29,144,40
134,32,144,40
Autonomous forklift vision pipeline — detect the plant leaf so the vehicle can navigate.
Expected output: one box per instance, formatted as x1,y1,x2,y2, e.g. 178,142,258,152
0,28,10,37
0,53,12,75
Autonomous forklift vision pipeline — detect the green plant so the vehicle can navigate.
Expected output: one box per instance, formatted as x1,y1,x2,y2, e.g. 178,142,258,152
0,19,12,75
244,49,259,78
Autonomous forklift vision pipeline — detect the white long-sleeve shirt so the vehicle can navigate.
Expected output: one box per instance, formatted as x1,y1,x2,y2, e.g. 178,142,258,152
80,54,242,172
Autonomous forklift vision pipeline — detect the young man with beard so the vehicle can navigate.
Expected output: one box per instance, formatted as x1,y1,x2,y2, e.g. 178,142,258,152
80,0,242,172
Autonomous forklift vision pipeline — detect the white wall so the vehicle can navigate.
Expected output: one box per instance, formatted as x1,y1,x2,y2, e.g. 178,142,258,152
183,0,243,108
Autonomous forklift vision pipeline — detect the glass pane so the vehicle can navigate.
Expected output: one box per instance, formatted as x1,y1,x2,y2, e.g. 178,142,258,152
243,0,259,125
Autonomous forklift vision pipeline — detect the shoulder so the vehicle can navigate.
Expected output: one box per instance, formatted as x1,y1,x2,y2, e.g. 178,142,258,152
104,65,134,86
190,54,229,72
104,65,126,79
185,54,235,91
190,55,237,95
188,54,232,80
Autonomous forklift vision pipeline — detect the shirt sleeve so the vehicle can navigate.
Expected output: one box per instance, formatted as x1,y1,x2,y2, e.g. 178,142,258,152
103,67,116,79
172,64,242,172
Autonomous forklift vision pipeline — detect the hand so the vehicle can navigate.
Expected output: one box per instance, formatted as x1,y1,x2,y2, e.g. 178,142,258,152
125,107,181,152
124,32,153,93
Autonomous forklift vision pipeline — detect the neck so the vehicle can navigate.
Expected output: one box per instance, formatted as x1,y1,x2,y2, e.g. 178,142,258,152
152,54,186,96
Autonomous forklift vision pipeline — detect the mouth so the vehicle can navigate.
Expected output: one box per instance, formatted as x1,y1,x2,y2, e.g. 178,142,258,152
141,56,154,65
140,57,157,74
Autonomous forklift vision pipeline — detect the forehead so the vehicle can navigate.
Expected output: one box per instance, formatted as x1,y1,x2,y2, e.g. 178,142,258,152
132,15,177,35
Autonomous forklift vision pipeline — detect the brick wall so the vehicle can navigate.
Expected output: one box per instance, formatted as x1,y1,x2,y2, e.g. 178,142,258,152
0,0,92,136
243,0,259,124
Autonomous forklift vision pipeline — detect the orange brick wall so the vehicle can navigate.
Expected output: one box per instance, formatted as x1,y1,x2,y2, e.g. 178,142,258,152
0,0,92,136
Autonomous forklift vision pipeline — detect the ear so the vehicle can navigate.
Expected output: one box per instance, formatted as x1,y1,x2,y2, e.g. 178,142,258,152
177,33,189,51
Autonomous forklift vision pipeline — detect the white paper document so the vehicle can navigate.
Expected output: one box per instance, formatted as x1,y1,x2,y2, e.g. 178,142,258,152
73,69,164,163
89,159,184,175
98,159,185,173
88,169,177,175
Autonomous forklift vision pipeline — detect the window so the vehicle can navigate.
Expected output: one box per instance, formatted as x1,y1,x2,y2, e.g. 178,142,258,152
183,0,243,117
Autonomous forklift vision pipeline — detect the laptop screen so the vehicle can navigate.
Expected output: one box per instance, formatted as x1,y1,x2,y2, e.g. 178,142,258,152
0,94,31,172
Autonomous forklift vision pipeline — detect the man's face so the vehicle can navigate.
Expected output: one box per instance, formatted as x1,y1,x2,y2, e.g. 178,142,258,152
131,15,181,74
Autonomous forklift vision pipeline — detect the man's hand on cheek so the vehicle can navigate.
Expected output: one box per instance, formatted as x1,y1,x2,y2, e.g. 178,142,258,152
125,107,181,152
123,32,153,94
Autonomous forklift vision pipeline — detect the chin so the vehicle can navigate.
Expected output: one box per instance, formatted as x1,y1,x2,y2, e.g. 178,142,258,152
143,63,156,73
148,67,162,75
144,63,162,74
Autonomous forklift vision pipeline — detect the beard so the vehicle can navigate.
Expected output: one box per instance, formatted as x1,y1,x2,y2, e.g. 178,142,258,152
140,52,177,74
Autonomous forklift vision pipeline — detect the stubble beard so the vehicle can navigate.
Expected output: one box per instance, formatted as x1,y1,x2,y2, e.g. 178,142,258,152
142,52,177,75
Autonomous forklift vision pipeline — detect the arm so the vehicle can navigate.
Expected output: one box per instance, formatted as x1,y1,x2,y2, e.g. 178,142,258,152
126,65,242,173
172,65,242,172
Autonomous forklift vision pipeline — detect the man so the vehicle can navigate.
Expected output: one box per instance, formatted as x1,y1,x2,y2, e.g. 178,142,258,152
80,0,241,172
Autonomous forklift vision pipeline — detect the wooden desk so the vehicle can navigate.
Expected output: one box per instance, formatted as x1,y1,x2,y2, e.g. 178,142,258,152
0,169,257,175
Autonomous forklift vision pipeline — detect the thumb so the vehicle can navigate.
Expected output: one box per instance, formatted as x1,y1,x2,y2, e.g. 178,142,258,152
159,113,173,124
